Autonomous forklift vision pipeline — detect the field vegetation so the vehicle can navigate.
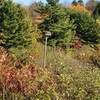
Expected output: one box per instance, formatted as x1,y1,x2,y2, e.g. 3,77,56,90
0,0,100,99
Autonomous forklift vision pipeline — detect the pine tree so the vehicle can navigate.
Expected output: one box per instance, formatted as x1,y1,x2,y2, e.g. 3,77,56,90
33,0,59,16
0,0,33,62
39,4,75,48
78,0,84,6
72,0,77,6
66,10,100,43
47,0,59,6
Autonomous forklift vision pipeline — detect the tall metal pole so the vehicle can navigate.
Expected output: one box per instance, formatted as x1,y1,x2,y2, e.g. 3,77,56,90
43,36,48,67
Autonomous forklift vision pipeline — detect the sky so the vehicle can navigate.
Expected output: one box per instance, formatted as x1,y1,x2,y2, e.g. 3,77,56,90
13,0,90,6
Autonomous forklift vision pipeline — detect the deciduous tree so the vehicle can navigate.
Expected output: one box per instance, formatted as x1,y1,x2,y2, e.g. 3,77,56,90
86,0,97,12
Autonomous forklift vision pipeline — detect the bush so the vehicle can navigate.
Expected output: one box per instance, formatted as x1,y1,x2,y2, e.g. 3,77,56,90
66,9,100,44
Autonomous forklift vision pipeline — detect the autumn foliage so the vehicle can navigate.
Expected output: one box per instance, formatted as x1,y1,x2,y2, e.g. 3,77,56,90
71,4,91,15
0,65,37,95
0,0,100,99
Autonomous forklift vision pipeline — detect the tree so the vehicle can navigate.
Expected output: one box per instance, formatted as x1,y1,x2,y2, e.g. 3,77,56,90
93,2,100,18
0,0,33,62
32,0,60,17
72,0,77,6
86,0,97,12
29,2,40,17
71,4,90,15
66,9,100,44
78,0,84,6
47,0,59,6
39,2,75,48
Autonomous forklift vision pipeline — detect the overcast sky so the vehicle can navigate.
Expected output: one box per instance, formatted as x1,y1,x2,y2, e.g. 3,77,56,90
13,0,92,6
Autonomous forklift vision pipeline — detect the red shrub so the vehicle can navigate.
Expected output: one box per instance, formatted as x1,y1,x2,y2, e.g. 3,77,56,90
0,65,37,95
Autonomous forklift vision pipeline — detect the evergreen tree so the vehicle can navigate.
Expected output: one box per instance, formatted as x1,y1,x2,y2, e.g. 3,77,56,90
39,5,75,48
72,0,77,6
78,0,84,6
33,0,58,16
66,10,100,43
47,0,59,6
0,0,33,62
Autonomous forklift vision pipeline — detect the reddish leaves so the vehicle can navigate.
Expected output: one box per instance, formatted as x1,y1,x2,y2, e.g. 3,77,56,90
0,65,37,94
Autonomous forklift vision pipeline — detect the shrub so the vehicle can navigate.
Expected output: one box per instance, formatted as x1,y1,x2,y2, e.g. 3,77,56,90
66,9,100,44
0,65,36,95
1,60,100,99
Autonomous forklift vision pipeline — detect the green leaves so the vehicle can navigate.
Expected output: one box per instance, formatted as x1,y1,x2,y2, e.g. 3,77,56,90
72,0,78,6
67,10,100,44
39,5,75,48
47,0,59,6
0,0,33,62
78,0,84,6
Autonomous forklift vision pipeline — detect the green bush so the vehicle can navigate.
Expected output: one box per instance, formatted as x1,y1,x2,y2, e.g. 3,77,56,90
66,9,100,44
